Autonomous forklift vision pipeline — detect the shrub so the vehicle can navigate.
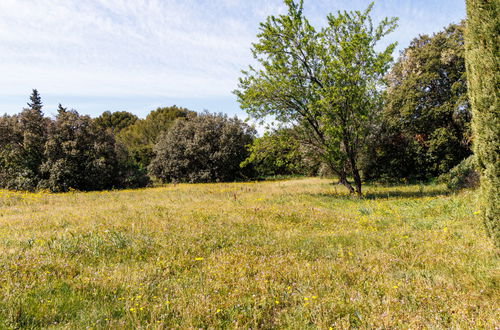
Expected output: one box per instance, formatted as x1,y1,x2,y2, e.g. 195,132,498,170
439,155,479,191
149,112,255,183
39,107,149,192
241,128,320,177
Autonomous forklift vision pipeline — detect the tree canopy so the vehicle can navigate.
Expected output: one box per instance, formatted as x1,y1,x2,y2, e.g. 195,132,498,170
149,112,255,183
117,106,196,168
363,22,471,181
235,0,397,194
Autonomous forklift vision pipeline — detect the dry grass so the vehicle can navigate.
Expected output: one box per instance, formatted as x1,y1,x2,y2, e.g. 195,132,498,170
0,178,498,328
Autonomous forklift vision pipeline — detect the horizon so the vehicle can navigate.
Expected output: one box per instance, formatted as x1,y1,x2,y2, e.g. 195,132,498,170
0,0,465,120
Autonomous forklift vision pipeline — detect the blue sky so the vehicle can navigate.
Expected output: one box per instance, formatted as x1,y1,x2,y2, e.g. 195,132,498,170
0,0,465,120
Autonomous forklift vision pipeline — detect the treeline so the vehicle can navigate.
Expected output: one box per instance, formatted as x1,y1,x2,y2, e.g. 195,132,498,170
0,95,257,191
0,22,473,192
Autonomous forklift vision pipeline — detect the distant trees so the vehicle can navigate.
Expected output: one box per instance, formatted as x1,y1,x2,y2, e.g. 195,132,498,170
235,1,397,195
241,128,320,177
363,22,471,181
149,112,255,183
465,0,499,246
117,106,196,168
95,111,138,133
0,90,49,190
0,91,148,192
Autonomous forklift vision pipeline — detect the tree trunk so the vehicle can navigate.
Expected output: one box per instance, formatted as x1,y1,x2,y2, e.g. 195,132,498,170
338,174,355,194
326,160,355,194
352,167,362,196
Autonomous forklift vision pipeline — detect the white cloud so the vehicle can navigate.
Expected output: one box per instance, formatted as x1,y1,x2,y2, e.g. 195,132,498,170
0,0,465,115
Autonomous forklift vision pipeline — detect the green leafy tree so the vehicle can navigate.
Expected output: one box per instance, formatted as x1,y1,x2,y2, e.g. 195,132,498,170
149,112,255,183
39,107,118,191
465,0,499,246
118,106,196,168
364,22,471,181
241,128,320,177
95,111,138,133
39,107,148,192
234,0,397,195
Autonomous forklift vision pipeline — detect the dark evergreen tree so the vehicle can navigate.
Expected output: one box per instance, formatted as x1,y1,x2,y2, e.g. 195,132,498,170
27,89,42,111
18,90,48,188
465,0,499,246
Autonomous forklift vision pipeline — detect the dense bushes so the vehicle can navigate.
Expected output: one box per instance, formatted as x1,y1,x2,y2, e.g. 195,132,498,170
0,91,148,192
0,17,485,194
117,106,196,169
241,128,320,177
149,112,255,183
364,23,471,182
438,155,479,191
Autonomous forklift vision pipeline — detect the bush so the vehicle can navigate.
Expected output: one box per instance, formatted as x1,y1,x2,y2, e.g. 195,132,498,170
439,155,479,191
241,128,320,177
117,106,196,169
39,108,149,192
149,112,255,183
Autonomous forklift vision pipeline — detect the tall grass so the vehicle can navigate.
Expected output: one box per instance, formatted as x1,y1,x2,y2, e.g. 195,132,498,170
0,178,498,328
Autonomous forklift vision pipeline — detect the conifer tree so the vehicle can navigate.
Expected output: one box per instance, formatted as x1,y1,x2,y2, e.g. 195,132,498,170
17,90,48,189
465,0,499,246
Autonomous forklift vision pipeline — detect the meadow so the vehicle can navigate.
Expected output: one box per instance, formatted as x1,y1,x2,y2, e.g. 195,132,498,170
0,178,498,328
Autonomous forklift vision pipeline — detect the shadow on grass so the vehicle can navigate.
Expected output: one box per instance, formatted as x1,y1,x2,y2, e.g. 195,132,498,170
309,187,450,201
362,189,450,200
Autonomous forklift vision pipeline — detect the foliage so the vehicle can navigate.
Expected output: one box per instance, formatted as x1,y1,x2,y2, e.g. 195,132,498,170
364,23,471,181
438,155,479,191
38,107,119,192
0,90,49,190
95,111,138,133
149,112,255,183
117,106,196,168
0,92,148,192
0,179,497,328
465,0,499,246
235,1,397,195
241,128,320,177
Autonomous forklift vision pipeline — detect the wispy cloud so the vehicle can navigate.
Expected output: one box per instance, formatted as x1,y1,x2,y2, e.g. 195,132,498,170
0,0,465,115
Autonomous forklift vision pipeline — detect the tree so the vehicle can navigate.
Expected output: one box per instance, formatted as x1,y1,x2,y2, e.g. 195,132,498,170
364,22,471,181
0,90,49,190
27,89,42,111
117,106,196,168
39,107,117,191
0,114,23,189
95,111,138,133
149,112,255,183
234,0,397,195
39,107,148,192
241,127,320,177
465,0,499,246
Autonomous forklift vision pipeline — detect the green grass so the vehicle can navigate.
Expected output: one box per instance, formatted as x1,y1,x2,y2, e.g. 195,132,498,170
0,178,498,328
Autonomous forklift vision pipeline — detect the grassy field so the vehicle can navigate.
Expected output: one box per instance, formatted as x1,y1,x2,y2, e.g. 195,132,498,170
0,178,498,328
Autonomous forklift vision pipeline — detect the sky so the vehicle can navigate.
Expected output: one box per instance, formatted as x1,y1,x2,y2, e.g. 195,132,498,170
0,0,465,120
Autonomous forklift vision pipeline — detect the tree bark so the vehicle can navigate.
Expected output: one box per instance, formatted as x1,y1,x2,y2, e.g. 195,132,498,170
352,166,362,196
338,174,355,194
